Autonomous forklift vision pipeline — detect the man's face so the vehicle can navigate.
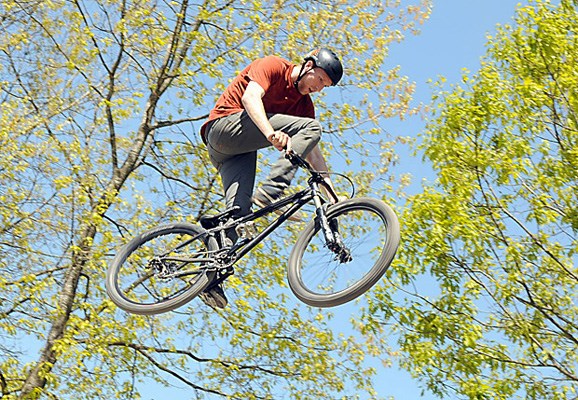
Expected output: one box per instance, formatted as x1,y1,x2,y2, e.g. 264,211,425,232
297,63,333,95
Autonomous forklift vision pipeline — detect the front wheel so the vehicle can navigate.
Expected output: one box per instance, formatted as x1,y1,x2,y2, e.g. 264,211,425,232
106,223,218,315
288,197,400,307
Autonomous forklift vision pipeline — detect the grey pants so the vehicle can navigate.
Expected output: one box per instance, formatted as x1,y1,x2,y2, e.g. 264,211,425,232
205,111,322,216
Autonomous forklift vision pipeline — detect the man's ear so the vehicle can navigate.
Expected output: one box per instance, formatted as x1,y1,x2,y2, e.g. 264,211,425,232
304,60,315,69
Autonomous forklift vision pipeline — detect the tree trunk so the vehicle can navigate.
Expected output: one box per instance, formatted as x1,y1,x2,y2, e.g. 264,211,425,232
20,226,95,398
19,121,151,398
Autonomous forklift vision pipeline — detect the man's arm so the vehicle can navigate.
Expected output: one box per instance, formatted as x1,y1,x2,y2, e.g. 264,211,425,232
242,81,340,203
242,81,290,151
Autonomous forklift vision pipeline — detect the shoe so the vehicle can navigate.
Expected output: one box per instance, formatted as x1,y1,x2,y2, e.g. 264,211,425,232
199,284,228,309
252,188,303,222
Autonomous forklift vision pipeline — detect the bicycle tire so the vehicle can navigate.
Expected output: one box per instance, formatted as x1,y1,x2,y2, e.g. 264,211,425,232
288,197,400,307
106,223,218,315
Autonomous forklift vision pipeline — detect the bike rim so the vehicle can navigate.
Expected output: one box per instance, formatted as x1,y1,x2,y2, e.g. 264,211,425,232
297,205,389,298
114,229,213,308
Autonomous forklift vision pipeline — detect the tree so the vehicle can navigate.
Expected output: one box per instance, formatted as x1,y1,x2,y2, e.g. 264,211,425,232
0,0,431,398
363,0,578,398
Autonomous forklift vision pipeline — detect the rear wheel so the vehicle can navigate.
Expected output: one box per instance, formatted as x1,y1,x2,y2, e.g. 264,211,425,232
106,223,218,315
288,198,399,307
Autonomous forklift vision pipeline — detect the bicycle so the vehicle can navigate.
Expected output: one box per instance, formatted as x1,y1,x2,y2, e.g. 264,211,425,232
105,152,400,315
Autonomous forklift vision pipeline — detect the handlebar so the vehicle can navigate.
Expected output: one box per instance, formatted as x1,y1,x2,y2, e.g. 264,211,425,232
284,151,313,171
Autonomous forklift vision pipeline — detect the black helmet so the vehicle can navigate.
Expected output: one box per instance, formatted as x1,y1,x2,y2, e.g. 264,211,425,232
304,48,343,86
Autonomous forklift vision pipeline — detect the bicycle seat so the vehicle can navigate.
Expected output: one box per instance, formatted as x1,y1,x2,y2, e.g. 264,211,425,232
199,205,241,229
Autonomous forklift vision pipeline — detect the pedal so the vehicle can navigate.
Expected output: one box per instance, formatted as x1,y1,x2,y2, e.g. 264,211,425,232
221,266,234,279
205,267,235,291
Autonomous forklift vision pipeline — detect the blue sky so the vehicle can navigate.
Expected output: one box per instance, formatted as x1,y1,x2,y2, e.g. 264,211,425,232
373,1,524,399
392,0,522,106
387,0,526,194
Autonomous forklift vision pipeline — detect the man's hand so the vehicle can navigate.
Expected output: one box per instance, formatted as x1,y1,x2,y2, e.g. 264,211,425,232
268,131,292,152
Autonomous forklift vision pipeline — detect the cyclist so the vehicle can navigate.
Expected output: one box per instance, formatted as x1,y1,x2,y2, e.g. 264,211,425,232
199,48,344,308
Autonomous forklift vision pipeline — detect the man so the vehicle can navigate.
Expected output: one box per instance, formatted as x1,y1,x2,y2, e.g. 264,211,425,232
199,48,343,308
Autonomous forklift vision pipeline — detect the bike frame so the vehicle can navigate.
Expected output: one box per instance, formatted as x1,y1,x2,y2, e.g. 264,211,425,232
161,153,339,286
210,175,328,264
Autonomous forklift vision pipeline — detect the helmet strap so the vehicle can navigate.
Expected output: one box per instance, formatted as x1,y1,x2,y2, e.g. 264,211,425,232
293,61,314,89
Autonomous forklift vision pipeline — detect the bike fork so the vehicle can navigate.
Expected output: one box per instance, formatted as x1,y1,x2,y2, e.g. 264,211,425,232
312,182,335,245
312,184,352,263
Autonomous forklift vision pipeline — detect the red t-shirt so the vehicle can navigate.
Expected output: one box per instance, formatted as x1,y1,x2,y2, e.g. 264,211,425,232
200,56,315,140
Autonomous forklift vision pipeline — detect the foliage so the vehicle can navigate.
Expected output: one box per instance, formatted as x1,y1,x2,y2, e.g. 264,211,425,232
0,0,430,398
364,0,578,399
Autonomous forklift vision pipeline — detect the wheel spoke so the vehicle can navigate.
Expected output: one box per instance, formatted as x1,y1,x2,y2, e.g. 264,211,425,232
106,224,218,314
288,198,400,307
